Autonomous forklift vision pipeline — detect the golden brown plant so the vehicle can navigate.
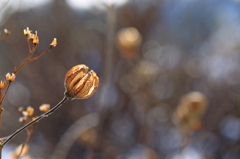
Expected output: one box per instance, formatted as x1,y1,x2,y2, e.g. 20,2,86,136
64,64,99,99
0,27,99,159
0,27,57,158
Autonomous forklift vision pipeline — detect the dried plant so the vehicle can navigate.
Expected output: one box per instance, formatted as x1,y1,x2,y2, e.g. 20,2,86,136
0,27,99,159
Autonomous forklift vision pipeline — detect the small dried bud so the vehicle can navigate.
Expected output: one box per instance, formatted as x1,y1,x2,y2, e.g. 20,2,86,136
28,33,35,40
23,27,31,36
64,64,99,99
4,28,10,34
22,111,28,117
0,80,7,90
50,38,57,47
26,106,34,116
39,104,50,112
6,73,16,81
33,35,39,45
18,106,24,112
19,116,27,122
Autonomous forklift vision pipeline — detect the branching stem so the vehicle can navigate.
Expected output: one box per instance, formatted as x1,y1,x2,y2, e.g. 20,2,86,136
1,96,68,146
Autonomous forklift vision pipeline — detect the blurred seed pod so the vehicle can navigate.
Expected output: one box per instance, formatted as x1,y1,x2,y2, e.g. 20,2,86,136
11,144,29,158
173,91,207,132
180,91,207,118
78,128,97,146
133,60,159,84
116,27,142,59
189,119,202,131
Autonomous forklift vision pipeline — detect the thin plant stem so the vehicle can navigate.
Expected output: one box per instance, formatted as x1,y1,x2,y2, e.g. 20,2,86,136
0,81,11,102
26,36,32,54
1,96,68,146
14,46,52,74
14,59,30,74
0,144,2,159
94,5,116,151
0,33,10,41
16,128,34,159
29,46,52,62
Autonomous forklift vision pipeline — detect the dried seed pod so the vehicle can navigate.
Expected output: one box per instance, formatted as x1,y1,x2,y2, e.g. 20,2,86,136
64,64,99,99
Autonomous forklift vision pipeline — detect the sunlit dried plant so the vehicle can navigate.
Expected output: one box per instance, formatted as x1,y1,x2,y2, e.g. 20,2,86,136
0,27,99,159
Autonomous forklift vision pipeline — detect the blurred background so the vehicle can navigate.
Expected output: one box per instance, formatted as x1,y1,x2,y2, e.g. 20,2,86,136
0,0,240,158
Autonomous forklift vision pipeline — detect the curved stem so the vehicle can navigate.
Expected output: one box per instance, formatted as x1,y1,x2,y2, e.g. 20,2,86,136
1,96,68,146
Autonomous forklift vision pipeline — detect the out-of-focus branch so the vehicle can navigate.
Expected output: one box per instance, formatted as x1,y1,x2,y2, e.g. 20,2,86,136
94,5,117,152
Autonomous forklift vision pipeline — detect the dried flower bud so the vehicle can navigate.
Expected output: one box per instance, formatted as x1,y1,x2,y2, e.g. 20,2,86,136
4,28,10,34
28,33,35,40
19,116,27,122
50,38,57,47
18,106,24,112
33,35,39,45
22,111,28,117
39,104,50,112
6,73,16,81
26,106,34,116
64,64,99,99
0,80,7,90
23,27,31,36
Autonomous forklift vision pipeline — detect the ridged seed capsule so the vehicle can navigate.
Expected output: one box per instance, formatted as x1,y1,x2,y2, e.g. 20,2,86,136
64,64,99,99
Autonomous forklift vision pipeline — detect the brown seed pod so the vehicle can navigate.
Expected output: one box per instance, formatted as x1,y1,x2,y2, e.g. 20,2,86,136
64,64,99,99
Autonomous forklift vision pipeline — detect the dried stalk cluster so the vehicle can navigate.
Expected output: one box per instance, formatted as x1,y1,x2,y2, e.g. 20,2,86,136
0,25,100,159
